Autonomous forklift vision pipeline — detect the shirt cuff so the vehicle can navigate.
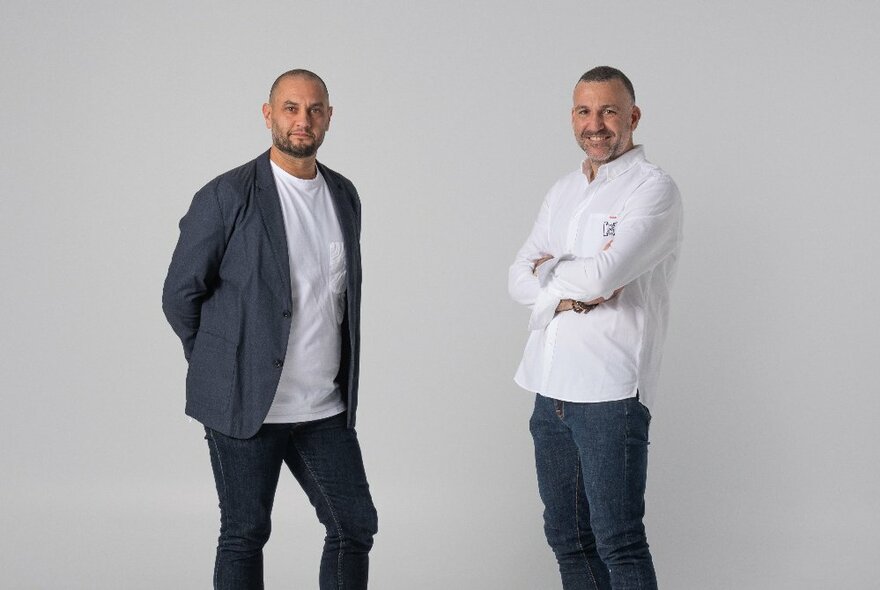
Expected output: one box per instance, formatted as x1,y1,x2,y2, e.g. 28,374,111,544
528,286,560,331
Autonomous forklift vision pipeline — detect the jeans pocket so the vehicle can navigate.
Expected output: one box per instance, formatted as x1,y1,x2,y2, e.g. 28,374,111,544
639,401,652,425
626,398,651,445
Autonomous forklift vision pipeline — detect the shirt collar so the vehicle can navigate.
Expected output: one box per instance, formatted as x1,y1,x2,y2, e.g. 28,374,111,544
582,145,646,183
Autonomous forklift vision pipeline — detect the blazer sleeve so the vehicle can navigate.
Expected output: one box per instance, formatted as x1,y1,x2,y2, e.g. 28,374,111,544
161,179,230,361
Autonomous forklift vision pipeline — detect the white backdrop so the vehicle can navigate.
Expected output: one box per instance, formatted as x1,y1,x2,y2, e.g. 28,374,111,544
2,1,878,588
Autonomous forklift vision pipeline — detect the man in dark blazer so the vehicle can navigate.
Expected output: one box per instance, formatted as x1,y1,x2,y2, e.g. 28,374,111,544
162,69,377,590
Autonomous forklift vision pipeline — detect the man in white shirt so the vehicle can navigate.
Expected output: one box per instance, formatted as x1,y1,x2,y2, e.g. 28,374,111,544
163,70,377,589
509,66,682,590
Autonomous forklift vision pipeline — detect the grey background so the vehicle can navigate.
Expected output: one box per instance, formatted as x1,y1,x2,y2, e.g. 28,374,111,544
2,1,878,588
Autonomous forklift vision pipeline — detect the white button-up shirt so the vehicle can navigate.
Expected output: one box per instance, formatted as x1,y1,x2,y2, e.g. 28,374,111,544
508,146,683,410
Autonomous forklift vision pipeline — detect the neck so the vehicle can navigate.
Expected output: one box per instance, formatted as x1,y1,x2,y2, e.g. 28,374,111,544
585,142,636,181
582,157,603,182
269,146,318,179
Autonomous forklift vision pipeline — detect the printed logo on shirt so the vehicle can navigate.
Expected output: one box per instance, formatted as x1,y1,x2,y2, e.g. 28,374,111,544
603,220,617,237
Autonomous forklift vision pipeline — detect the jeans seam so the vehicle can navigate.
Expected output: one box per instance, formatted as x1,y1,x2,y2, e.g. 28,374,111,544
206,429,227,590
623,402,646,590
574,461,600,589
293,443,346,589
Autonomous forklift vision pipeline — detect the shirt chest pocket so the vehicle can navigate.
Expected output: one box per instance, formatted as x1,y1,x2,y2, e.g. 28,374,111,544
328,241,347,323
575,213,619,254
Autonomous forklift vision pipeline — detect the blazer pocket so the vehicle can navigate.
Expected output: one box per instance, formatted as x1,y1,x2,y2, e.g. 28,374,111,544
186,330,236,411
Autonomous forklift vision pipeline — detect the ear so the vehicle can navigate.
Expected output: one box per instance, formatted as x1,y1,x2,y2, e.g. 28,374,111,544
262,103,271,129
326,105,333,130
630,105,642,132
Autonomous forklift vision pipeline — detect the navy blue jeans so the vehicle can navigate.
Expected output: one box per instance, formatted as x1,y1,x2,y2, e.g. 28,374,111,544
204,412,378,589
529,394,657,590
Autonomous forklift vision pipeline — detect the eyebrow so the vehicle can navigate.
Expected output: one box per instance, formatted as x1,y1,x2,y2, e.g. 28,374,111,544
281,100,326,108
574,103,621,110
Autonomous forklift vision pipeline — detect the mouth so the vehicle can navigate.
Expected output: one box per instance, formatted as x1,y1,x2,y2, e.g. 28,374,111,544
583,134,611,142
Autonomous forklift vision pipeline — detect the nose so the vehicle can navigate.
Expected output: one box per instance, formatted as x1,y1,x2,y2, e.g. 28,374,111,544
293,110,311,129
585,112,605,132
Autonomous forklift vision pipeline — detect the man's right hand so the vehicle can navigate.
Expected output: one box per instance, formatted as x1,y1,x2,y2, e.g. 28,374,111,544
532,254,554,276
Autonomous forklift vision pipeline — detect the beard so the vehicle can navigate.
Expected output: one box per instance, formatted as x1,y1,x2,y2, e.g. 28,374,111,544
577,133,625,165
272,125,322,158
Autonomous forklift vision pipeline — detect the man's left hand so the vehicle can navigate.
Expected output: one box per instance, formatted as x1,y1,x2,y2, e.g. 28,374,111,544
555,287,624,313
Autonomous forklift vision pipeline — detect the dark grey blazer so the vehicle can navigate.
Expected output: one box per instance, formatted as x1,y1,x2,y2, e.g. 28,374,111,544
162,150,362,438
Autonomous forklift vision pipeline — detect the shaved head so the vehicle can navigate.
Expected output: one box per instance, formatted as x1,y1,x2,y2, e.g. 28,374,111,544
269,69,329,103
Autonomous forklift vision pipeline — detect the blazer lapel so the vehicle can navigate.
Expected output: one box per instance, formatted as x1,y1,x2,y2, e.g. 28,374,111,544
254,150,292,298
319,163,359,278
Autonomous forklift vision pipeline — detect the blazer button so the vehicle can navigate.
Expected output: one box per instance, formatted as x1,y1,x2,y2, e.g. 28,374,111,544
273,359,283,368
282,311,291,318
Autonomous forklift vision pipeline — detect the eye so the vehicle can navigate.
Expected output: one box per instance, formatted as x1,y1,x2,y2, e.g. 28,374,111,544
603,109,617,116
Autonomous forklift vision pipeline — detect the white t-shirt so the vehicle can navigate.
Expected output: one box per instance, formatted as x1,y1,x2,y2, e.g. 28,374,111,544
264,161,347,423
508,146,683,410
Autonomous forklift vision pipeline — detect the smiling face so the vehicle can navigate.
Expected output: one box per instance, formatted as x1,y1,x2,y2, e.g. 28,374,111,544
262,75,332,160
571,79,641,174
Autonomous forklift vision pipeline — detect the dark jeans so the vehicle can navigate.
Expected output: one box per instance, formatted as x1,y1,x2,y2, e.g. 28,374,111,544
529,394,657,590
204,412,378,590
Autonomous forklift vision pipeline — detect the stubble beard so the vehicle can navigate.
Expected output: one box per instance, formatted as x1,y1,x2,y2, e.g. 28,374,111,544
272,125,321,159
579,133,623,166
578,123,634,166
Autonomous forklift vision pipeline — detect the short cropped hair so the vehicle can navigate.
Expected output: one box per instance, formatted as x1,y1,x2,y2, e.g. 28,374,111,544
269,69,329,102
577,66,635,103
